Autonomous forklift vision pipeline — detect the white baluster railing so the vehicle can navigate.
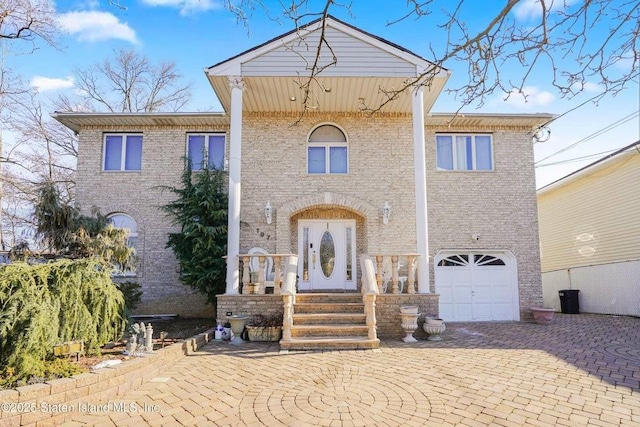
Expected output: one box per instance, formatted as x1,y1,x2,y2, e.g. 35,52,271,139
360,255,379,341
371,254,420,294
280,255,298,344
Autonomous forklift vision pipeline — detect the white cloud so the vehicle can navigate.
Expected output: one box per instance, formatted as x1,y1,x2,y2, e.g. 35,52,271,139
570,81,601,94
58,11,138,43
141,0,220,15
30,76,74,92
502,86,555,109
614,50,638,73
514,0,579,21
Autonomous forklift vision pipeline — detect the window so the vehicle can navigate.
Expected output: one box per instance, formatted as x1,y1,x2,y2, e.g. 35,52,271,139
436,134,493,171
104,134,142,171
437,254,505,267
108,213,138,276
187,134,226,170
307,124,348,174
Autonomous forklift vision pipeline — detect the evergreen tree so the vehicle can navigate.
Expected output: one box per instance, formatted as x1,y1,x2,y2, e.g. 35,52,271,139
33,180,134,270
162,163,228,305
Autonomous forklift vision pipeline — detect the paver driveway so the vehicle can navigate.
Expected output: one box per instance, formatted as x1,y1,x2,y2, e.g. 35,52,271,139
65,314,639,426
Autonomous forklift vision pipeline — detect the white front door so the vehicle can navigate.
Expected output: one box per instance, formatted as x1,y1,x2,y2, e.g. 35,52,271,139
298,220,356,291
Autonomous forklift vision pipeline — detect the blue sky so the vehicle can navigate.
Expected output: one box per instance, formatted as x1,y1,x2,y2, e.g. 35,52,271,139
13,0,640,188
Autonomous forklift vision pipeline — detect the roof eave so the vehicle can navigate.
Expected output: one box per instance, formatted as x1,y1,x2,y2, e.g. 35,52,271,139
52,111,229,133
537,139,640,195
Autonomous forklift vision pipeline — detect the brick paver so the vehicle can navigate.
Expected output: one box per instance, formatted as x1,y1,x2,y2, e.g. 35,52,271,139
62,314,639,426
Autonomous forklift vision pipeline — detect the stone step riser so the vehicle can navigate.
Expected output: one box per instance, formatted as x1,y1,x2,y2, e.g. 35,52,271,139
295,303,364,314
280,339,379,350
295,294,362,304
291,326,369,338
293,315,366,325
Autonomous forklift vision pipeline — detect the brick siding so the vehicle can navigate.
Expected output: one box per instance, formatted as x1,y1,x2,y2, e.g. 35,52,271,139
74,113,542,321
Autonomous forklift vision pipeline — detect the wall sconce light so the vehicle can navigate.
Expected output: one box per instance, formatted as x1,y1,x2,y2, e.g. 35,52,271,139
382,201,391,225
265,201,273,225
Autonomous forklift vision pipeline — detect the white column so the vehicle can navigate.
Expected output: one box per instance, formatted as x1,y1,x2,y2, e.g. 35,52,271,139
225,76,245,294
412,87,430,293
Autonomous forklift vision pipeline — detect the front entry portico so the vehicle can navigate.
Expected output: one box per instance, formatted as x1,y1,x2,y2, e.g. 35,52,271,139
297,220,357,291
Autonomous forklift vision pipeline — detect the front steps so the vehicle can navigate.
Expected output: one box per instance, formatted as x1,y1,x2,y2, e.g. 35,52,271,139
280,293,380,350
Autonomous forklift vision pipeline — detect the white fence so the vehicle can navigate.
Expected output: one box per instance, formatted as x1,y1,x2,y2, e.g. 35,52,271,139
541,259,640,316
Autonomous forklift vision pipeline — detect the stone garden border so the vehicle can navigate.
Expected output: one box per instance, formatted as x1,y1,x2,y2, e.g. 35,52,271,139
0,328,216,426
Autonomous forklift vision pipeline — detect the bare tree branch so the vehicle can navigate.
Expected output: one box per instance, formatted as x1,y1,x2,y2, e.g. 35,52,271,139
68,48,193,113
221,0,639,115
0,0,58,47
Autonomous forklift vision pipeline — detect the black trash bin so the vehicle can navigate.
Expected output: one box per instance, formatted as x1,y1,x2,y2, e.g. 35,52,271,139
559,289,580,314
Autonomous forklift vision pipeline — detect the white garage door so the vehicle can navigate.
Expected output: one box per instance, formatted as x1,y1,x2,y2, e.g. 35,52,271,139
435,252,519,321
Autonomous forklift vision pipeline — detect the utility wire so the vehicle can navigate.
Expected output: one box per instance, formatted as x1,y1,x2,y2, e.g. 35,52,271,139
535,110,639,165
536,148,619,168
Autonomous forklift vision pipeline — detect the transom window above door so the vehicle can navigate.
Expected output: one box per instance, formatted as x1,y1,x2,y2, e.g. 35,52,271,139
307,124,348,174
436,134,493,171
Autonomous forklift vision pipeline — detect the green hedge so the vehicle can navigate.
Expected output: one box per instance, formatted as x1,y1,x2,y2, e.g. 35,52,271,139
0,259,126,383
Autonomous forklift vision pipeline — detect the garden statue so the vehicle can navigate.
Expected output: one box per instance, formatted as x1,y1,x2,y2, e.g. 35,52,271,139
125,323,141,355
125,322,154,355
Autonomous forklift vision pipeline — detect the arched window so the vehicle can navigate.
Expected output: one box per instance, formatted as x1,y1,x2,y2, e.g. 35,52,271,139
108,213,138,276
307,124,348,174
108,213,138,247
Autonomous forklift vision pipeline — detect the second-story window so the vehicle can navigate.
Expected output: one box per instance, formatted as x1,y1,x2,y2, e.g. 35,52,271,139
307,124,348,174
187,134,226,170
104,134,142,171
436,134,493,171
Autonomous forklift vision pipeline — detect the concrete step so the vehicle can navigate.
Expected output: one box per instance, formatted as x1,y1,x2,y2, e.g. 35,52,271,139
294,302,364,314
291,324,369,338
293,313,366,325
294,293,362,304
280,336,380,350
285,293,378,350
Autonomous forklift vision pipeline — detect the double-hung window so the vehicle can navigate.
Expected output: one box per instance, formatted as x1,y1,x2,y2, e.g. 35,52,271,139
307,124,348,174
104,134,143,171
187,134,226,170
436,134,493,171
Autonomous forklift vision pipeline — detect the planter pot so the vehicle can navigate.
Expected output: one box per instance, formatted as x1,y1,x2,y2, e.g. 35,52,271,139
531,307,555,324
425,317,444,326
400,305,419,314
399,313,420,343
423,322,446,341
246,326,282,342
228,315,248,344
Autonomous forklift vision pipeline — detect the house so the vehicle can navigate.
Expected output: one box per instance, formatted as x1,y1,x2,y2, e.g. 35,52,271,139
54,16,551,348
537,140,640,317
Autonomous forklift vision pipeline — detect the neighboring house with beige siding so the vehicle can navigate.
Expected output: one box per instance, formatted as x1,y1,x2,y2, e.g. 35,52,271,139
54,16,551,348
537,140,640,316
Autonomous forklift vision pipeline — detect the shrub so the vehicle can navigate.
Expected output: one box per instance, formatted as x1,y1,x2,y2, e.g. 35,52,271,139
116,281,143,311
249,313,283,327
0,259,126,384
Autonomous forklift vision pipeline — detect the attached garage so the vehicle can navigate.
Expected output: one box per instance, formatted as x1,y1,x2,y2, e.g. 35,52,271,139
435,251,520,321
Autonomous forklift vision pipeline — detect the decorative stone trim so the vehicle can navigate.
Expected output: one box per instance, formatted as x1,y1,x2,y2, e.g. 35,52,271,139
276,192,378,254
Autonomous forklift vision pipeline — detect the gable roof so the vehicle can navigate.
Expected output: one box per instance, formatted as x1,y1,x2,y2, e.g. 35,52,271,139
205,15,450,114
207,15,445,76
538,140,640,195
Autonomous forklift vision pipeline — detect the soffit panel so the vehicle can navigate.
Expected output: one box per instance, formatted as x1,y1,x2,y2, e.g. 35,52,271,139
210,76,445,114
52,113,229,133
